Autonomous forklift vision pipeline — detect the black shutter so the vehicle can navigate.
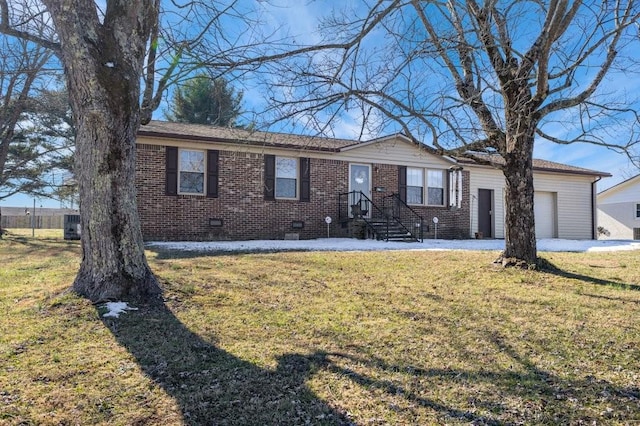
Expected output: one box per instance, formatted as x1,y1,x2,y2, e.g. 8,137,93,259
206,150,219,198
398,165,407,202
300,158,311,202
264,154,275,200
166,146,178,196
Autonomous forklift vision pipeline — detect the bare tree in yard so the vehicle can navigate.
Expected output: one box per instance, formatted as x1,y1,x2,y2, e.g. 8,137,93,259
0,0,317,301
265,1,640,266
0,0,167,301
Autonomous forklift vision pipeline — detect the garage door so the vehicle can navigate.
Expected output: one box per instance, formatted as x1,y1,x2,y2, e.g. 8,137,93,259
534,191,557,239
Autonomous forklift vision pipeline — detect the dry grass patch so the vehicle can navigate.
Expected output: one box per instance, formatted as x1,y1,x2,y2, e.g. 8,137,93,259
1,230,639,425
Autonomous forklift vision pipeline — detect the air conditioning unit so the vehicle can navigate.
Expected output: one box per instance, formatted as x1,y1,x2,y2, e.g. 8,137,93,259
63,214,81,240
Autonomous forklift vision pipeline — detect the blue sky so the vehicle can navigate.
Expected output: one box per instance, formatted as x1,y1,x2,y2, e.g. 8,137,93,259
2,0,638,209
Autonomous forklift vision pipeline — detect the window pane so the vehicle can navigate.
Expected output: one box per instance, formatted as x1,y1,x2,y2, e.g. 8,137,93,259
428,170,443,188
407,186,423,204
407,168,423,186
428,187,444,205
636,204,640,218
276,178,296,198
275,157,298,198
180,150,204,172
427,170,444,205
180,172,204,193
179,150,205,194
276,157,297,178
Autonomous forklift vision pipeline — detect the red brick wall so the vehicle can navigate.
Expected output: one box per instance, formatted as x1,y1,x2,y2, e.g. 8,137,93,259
369,164,470,239
136,144,471,241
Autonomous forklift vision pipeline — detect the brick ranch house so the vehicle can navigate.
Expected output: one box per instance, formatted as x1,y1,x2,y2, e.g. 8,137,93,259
135,121,609,242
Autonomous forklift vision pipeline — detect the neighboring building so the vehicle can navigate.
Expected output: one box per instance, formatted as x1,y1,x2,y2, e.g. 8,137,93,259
136,121,609,241
597,174,640,240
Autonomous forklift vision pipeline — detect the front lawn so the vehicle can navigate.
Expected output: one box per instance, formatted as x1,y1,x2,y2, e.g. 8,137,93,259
1,230,638,425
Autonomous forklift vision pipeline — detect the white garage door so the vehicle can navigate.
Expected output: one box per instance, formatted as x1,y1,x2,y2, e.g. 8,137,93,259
534,191,557,239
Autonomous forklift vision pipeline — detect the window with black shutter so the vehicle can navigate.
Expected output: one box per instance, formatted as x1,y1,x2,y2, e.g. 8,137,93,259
264,154,275,200
398,165,407,202
166,146,178,196
300,158,310,202
206,150,219,198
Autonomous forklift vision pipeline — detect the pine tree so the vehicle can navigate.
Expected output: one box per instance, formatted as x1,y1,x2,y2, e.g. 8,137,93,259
167,75,242,127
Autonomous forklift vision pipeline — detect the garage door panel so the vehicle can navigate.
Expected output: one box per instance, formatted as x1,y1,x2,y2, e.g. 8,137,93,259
535,192,557,239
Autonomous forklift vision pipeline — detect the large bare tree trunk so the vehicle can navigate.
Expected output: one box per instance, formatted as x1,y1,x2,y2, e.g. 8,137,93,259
501,136,537,266
43,1,161,301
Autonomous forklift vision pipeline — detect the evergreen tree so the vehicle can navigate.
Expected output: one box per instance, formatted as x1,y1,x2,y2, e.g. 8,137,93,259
167,75,243,127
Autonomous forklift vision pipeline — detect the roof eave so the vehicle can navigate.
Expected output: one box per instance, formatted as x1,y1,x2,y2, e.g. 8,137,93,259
532,167,611,178
137,130,343,153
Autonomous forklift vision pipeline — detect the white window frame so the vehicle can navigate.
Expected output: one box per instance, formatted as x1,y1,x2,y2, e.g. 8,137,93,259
405,168,446,206
426,169,446,206
635,202,640,220
275,156,299,199
178,149,205,195
406,167,424,205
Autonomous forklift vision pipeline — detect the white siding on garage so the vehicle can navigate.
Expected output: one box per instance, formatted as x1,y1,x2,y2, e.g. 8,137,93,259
534,172,595,239
468,166,506,238
468,165,596,239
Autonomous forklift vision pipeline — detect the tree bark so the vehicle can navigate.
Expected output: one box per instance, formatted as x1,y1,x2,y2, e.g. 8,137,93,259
500,128,537,267
43,1,161,301
501,154,537,266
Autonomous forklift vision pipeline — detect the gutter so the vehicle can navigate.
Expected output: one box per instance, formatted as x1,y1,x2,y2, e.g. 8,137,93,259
592,176,602,240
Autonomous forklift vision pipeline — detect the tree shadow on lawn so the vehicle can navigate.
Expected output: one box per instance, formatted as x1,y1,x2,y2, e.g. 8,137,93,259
319,334,639,424
0,231,80,258
101,300,353,425
101,300,640,425
539,258,640,291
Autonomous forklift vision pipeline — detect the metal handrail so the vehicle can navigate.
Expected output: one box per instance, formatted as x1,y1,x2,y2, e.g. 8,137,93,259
338,191,390,240
382,193,424,242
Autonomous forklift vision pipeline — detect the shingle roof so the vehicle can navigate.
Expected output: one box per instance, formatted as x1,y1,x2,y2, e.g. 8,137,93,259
138,121,611,177
138,120,357,152
456,153,611,177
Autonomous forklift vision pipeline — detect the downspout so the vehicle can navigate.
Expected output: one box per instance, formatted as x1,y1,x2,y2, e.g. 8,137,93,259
591,176,602,240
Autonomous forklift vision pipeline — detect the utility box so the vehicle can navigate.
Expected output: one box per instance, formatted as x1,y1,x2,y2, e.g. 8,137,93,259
63,215,81,240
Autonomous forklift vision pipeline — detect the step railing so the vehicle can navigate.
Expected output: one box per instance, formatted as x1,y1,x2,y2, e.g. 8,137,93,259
382,193,424,242
338,191,389,239
338,191,424,242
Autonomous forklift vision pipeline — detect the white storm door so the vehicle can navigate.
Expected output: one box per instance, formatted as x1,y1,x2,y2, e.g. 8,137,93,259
349,164,371,195
349,163,372,217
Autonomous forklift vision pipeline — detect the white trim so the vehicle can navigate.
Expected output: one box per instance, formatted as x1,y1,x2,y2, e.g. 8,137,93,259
178,148,206,196
275,156,299,200
406,167,424,205
426,169,446,207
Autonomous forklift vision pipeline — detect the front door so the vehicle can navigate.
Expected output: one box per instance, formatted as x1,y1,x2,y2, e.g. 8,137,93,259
478,189,493,238
349,164,371,218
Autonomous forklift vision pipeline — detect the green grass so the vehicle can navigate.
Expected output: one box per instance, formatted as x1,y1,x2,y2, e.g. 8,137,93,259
1,229,639,425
